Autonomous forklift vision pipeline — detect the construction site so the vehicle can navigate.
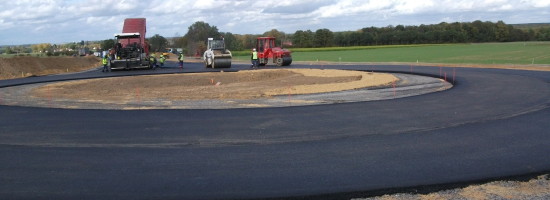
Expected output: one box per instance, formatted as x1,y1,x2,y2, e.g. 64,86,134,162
0,17,549,200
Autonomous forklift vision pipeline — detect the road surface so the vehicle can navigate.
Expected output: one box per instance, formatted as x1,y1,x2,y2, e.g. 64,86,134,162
0,61,549,199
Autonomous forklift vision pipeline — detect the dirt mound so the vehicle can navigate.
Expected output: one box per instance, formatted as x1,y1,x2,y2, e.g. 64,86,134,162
31,69,397,101
363,174,550,200
0,56,100,80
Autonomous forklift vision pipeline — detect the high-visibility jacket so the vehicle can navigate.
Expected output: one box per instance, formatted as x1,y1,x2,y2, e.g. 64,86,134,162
252,51,258,60
178,54,184,61
102,57,108,65
160,56,166,63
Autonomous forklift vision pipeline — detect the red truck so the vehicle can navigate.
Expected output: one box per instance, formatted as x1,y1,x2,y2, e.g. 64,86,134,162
110,18,150,69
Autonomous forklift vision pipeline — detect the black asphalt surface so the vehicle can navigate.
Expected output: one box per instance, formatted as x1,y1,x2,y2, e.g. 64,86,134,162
1,61,549,199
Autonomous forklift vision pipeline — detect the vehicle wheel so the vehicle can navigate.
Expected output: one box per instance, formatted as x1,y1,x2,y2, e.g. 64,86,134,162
276,58,283,66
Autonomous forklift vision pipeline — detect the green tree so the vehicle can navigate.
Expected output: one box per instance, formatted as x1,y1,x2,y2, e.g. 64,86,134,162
292,30,315,47
237,34,259,50
537,28,550,40
173,36,186,50
314,28,333,47
182,21,221,55
495,20,510,42
148,34,168,52
222,32,242,51
68,42,77,51
5,46,14,54
100,39,115,50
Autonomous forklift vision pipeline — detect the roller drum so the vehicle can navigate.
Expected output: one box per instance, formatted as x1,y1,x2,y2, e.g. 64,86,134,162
282,56,292,66
212,57,231,68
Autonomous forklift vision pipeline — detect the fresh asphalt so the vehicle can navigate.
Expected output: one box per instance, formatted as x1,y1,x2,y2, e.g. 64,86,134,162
0,61,549,199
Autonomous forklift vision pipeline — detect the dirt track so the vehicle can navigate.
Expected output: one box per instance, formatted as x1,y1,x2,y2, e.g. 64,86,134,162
30,69,397,101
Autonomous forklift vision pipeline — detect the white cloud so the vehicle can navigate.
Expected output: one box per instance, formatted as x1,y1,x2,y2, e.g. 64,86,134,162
528,0,550,7
193,0,232,10
0,0,549,45
149,0,189,13
0,1,59,21
394,0,435,14
0,19,14,31
0,10,16,20
114,0,139,11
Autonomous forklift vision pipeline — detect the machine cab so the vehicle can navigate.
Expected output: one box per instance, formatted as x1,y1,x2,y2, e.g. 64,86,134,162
207,38,226,51
256,37,275,53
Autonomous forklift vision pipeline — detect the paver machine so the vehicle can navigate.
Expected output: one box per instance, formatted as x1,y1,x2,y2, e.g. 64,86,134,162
203,38,232,68
256,37,292,66
110,18,150,70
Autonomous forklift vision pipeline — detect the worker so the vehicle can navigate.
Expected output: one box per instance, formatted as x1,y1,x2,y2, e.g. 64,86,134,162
178,52,184,69
251,48,258,69
102,54,110,72
159,54,166,68
109,48,116,60
149,53,157,70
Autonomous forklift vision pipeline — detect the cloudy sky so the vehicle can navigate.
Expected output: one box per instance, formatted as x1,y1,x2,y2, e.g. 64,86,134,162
1,0,549,45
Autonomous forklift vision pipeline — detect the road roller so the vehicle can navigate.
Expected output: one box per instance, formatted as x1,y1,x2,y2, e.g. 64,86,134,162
256,37,292,66
203,38,232,68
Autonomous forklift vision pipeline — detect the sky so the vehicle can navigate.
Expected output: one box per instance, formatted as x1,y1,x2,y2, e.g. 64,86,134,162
1,0,549,45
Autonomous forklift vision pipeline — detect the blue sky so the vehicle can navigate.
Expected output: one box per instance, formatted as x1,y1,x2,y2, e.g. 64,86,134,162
1,0,549,45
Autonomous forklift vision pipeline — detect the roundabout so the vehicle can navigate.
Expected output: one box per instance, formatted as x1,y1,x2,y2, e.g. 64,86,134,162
0,68,450,109
0,61,549,199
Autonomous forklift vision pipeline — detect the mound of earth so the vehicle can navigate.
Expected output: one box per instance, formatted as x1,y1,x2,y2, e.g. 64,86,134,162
0,56,100,80
361,174,550,200
31,69,398,101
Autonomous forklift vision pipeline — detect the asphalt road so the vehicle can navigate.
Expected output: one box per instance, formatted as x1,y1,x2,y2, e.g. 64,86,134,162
0,61,549,199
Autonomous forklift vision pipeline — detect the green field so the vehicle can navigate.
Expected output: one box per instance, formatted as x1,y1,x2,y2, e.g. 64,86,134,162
235,42,550,65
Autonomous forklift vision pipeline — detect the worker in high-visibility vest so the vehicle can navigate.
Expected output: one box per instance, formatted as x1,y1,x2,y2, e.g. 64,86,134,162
159,54,166,68
149,53,157,70
178,52,184,69
102,55,110,72
251,48,258,69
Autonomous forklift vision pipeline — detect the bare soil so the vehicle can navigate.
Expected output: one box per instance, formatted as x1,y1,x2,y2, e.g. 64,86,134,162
30,69,397,101
0,56,100,79
357,174,550,200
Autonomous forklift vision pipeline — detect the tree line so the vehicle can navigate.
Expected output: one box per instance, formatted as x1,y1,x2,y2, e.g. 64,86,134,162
170,20,550,55
291,20,550,47
329,20,550,47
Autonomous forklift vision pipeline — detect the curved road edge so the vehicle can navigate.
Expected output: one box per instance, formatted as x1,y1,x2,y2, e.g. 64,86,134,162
0,63,549,199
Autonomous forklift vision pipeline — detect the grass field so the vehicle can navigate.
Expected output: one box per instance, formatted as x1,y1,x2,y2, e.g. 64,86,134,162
235,42,550,65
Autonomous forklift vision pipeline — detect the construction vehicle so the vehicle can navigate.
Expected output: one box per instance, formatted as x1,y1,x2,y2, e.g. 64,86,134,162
256,37,292,66
78,47,89,56
161,52,170,59
203,37,232,68
110,18,150,69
